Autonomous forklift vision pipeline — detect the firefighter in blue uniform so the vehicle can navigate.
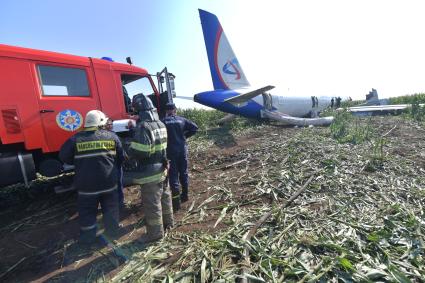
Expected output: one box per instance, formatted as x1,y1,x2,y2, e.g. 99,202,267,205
124,94,174,244
59,110,124,246
162,102,198,211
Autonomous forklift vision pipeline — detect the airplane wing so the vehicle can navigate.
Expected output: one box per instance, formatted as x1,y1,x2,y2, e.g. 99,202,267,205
347,104,409,112
175,96,193,101
344,104,424,116
224,85,275,106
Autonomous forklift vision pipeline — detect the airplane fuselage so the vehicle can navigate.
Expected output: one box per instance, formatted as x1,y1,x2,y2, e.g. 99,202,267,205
194,90,332,119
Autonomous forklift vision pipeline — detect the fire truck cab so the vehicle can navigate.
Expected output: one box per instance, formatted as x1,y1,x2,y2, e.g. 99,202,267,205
0,44,174,187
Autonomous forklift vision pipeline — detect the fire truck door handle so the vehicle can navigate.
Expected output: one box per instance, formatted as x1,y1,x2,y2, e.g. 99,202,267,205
40,109,55,113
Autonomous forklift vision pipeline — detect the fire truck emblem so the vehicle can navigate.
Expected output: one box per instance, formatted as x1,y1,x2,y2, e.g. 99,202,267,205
56,109,83,131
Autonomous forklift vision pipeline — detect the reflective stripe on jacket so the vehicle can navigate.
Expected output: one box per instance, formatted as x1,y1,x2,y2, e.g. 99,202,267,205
59,128,124,194
128,121,167,162
125,120,168,185
124,164,167,185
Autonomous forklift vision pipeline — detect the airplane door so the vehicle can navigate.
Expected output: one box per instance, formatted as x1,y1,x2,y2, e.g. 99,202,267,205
262,93,273,110
36,63,100,152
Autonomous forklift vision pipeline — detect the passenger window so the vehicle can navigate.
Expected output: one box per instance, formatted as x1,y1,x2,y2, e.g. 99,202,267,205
38,65,90,97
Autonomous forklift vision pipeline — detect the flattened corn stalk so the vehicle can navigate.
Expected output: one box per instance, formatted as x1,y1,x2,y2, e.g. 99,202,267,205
240,174,315,283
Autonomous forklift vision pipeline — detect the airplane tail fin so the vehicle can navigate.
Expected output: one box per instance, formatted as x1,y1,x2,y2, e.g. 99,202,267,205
199,9,250,90
365,88,380,105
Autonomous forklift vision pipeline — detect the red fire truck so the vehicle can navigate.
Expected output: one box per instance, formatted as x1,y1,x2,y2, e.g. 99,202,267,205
0,44,175,187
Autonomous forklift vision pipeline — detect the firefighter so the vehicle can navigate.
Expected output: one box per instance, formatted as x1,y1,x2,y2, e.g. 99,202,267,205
59,110,124,246
106,118,125,209
162,102,198,211
124,94,174,244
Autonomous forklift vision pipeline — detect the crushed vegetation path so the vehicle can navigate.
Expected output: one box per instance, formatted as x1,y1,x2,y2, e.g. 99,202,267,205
115,116,425,282
0,116,424,282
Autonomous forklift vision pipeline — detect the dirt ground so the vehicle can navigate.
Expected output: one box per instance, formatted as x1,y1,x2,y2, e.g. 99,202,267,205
0,124,270,282
0,116,424,282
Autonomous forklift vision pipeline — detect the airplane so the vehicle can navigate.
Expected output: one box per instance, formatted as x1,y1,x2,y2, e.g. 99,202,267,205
193,9,335,126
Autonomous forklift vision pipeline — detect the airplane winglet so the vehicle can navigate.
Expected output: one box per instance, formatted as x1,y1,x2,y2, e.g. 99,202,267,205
223,85,275,106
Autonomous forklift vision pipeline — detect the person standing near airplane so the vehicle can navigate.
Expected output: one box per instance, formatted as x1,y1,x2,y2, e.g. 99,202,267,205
336,97,342,108
124,94,174,244
162,102,198,211
331,98,335,109
59,110,124,246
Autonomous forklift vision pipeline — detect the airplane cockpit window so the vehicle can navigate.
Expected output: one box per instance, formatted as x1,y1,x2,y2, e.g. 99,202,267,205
121,74,155,113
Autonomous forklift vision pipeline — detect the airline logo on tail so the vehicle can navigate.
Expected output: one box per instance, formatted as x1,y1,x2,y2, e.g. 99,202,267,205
222,58,241,80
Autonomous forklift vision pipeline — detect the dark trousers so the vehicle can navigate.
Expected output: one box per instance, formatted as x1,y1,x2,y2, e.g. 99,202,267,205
78,190,119,244
168,151,189,196
117,166,124,206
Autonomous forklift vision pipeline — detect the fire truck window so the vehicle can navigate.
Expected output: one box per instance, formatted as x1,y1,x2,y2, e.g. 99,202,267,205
38,65,90,97
121,75,154,98
121,74,155,112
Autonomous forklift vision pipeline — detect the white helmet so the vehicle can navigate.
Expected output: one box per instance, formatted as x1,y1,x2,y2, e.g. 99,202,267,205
84,110,108,128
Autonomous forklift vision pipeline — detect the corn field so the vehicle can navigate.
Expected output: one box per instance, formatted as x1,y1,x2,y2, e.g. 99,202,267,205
1,111,424,282
110,116,425,282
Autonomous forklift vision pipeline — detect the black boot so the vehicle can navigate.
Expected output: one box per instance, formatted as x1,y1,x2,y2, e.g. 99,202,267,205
171,188,181,212
181,187,189,203
172,197,181,212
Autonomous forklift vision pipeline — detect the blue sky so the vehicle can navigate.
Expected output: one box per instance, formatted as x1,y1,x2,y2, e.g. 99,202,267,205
1,0,425,108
